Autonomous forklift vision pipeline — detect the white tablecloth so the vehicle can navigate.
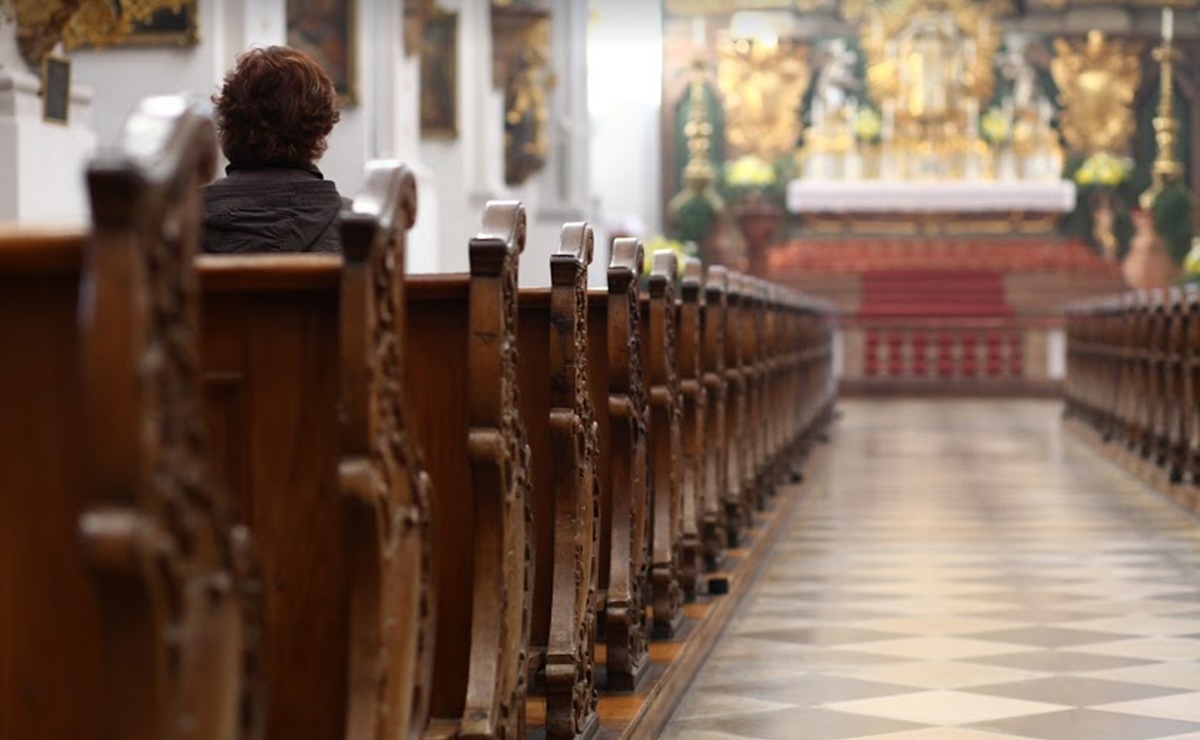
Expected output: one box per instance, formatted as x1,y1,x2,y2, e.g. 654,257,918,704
786,180,1078,214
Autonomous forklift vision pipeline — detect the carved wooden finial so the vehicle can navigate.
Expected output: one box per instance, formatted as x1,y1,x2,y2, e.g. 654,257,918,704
80,93,263,740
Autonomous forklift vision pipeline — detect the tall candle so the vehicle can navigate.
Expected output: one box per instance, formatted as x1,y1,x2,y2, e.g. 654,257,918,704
692,16,706,47
1163,7,1174,43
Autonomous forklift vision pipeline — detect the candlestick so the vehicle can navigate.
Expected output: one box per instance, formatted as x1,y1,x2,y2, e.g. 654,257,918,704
1163,7,1174,43
1140,33,1182,209
691,16,706,48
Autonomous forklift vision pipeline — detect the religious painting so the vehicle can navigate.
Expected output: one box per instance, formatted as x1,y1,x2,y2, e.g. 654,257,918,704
420,10,459,139
286,0,358,107
42,55,71,125
119,1,199,47
64,0,199,48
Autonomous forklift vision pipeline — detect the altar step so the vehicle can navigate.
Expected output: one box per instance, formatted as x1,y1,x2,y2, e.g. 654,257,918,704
859,270,1012,318
762,236,1124,397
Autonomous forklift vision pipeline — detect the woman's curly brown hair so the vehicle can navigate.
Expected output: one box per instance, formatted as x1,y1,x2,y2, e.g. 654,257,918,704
213,46,340,166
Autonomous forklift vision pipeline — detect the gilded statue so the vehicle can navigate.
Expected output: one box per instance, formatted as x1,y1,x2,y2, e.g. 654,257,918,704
717,38,810,161
1051,30,1143,155
504,19,554,185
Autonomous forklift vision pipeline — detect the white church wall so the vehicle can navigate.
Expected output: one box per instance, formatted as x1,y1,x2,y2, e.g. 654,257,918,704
70,0,228,149
587,0,664,246
71,0,415,211
418,0,508,276
0,15,97,224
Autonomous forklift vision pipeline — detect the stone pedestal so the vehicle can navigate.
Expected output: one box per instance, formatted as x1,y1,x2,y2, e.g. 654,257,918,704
0,67,96,223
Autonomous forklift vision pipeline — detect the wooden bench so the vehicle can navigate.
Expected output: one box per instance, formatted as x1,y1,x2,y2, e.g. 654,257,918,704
3,92,842,739
0,96,262,740
643,251,684,638
198,161,432,740
517,223,600,740
407,202,532,740
590,238,651,693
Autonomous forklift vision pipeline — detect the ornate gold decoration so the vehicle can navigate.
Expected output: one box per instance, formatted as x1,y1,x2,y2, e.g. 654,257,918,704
1140,36,1182,209
493,4,553,186
717,36,810,161
403,0,433,57
669,59,727,240
5,0,191,66
860,0,1004,123
1051,30,1143,156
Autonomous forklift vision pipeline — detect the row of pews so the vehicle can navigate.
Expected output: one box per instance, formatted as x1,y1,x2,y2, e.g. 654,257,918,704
1064,287,1200,515
0,98,836,740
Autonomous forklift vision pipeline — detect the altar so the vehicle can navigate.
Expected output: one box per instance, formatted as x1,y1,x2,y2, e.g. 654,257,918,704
786,0,1077,236
787,180,1077,214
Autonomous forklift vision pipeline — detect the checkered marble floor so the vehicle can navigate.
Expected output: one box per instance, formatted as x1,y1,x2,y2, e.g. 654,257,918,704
664,399,1200,740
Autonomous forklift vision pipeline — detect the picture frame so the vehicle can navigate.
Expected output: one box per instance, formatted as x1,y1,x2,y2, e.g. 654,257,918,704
420,10,459,139
42,55,71,126
111,1,200,47
286,0,359,107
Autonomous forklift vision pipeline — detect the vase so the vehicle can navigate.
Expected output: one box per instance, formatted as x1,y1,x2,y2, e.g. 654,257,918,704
733,196,785,277
1091,191,1118,262
1122,209,1178,290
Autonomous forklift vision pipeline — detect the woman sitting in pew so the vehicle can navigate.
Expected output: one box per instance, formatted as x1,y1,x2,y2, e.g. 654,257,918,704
203,46,346,253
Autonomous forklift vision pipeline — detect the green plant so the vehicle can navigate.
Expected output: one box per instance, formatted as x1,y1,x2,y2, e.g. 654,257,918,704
981,106,1011,146
1152,182,1193,265
642,236,697,276
853,107,882,144
1073,152,1133,190
672,194,718,247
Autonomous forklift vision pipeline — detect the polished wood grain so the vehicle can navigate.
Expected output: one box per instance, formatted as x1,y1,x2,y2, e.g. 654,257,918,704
410,202,533,740
642,252,683,639
675,258,705,600
2,95,262,740
599,238,651,693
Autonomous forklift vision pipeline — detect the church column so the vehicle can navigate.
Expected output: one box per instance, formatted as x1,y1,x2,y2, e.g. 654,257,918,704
523,0,596,286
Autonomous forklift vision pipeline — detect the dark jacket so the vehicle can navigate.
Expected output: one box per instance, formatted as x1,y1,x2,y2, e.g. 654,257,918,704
202,163,345,254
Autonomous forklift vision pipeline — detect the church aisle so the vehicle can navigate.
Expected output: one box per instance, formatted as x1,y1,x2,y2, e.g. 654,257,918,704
663,399,1200,740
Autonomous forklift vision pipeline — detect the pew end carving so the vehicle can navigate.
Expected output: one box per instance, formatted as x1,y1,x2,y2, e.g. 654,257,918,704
646,250,684,639
602,237,651,692
543,222,601,740
338,161,435,740
78,94,264,740
677,257,705,600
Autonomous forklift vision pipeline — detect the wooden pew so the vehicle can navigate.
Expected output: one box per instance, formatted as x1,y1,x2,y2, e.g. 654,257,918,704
742,279,768,512
643,251,684,638
675,258,706,599
591,238,651,692
722,273,749,546
699,266,729,573
407,202,532,740
518,223,600,740
198,161,432,740
0,96,262,740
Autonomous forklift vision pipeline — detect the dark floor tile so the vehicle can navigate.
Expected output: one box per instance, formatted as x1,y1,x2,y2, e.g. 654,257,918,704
967,650,1154,673
670,706,928,740
974,608,1103,624
737,627,905,647
969,676,1188,706
971,708,1200,740
963,626,1137,648
700,674,924,705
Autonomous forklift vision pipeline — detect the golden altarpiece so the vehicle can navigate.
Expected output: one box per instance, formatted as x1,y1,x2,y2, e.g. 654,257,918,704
664,0,1196,242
